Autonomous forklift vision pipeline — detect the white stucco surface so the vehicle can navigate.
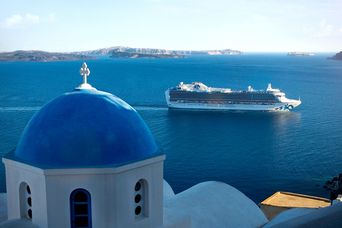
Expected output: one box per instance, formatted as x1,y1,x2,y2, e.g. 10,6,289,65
164,181,268,228
0,193,7,223
163,180,175,201
264,208,316,227
2,155,166,228
0,219,39,228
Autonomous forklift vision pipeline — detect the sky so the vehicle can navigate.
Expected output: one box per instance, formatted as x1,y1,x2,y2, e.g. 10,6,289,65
0,0,341,52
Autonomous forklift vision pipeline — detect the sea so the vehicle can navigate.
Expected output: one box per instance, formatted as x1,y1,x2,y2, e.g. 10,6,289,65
0,54,342,203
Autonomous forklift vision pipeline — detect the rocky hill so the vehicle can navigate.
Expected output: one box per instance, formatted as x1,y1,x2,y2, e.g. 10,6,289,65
77,46,242,57
329,51,342,60
0,50,94,62
0,47,243,61
109,52,184,59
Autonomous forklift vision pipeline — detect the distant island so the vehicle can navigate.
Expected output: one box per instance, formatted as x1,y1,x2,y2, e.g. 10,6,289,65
78,46,242,58
77,46,242,59
328,51,342,60
0,47,242,62
110,52,184,59
0,50,94,62
287,52,315,56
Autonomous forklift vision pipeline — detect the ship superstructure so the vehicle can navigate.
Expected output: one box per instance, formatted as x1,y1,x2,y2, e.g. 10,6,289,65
165,82,301,111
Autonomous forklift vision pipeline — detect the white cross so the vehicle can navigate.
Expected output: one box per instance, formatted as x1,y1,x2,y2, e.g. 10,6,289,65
80,62,90,84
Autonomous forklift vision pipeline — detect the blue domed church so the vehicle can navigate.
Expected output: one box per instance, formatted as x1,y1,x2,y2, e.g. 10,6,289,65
0,63,269,228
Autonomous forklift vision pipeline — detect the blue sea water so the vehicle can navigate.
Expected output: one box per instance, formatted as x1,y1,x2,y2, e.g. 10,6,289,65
0,54,342,203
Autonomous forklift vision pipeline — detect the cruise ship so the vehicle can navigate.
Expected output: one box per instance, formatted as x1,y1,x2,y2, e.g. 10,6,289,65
287,52,315,56
165,82,301,111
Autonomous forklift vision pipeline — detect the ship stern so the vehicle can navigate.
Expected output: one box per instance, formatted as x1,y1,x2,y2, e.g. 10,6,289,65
165,89,171,107
287,99,301,110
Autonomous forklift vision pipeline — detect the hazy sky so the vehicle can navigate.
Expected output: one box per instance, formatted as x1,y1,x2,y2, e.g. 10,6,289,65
0,0,341,52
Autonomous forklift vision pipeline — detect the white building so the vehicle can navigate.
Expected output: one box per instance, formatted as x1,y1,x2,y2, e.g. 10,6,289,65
1,63,339,228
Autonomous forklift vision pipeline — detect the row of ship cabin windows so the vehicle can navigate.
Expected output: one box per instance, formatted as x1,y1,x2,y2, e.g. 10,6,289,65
173,100,277,104
19,179,148,228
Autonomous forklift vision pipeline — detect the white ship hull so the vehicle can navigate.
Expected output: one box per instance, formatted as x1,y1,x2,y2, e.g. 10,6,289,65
165,90,301,112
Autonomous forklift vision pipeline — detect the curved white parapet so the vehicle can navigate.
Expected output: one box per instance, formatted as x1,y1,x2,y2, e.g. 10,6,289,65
265,203,342,227
264,208,316,227
163,180,175,201
164,181,268,228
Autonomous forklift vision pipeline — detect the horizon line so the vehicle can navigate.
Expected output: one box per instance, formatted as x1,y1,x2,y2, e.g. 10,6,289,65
0,47,339,54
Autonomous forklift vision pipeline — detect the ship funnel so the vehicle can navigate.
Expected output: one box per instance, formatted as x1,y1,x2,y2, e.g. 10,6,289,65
267,83,272,90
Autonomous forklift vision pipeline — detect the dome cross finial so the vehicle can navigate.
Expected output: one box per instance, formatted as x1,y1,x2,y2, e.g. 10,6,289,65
77,62,95,90
80,62,90,84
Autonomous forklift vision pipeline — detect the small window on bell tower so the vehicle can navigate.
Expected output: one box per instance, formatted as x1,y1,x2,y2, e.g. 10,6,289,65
19,182,32,220
134,179,148,219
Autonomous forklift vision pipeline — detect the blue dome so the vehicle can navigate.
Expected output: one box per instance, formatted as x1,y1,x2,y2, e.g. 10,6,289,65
13,89,159,168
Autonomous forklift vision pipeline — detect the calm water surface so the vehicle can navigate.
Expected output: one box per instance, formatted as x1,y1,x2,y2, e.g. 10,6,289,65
1,54,342,203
